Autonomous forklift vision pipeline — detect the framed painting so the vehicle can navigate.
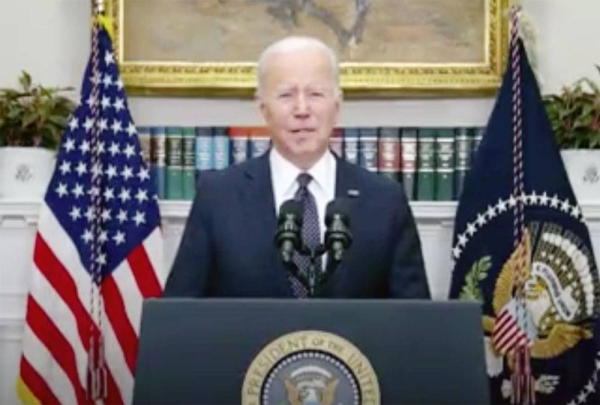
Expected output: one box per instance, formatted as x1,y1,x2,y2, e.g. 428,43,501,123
105,0,510,97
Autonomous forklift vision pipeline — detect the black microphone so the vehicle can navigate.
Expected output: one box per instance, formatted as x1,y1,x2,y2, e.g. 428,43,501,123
324,198,352,262
274,199,303,263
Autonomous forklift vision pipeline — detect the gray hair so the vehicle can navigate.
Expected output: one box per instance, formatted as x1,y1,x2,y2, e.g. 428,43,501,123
255,36,341,98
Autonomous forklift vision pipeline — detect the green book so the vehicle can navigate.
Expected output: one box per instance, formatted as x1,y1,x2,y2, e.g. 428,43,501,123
182,127,196,201
454,127,474,199
434,128,455,201
166,126,184,200
416,128,436,201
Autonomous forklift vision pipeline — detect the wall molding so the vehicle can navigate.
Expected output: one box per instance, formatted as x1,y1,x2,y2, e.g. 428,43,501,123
4,200,600,225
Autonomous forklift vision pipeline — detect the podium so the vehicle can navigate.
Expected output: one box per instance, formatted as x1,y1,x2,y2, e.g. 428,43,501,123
132,299,489,405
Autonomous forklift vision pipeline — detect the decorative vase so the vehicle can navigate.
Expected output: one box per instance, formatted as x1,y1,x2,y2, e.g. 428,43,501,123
560,149,600,203
0,147,56,200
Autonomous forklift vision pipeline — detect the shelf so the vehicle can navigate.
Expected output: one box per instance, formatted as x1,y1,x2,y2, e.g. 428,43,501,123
3,199,600,226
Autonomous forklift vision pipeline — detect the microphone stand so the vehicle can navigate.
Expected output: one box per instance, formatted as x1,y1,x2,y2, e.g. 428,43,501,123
294,244,340,297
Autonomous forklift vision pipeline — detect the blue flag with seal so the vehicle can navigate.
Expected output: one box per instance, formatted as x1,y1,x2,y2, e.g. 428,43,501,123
448,9,600,405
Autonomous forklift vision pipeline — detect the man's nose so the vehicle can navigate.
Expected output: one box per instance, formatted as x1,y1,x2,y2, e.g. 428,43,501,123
293,93,310,117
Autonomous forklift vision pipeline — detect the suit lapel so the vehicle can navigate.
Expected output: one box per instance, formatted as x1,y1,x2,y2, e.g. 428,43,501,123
241,153,294,297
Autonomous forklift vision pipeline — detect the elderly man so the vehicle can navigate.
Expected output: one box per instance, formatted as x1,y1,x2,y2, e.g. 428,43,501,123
163,36,430,299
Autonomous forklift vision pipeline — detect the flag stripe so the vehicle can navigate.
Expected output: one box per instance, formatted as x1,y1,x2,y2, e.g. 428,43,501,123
103,314,134,405
111,260,144,335
18,358,59,405
31,226,124,404
142,227,166,286
29,262,88,389
128,242,162,298
22,320,81,405
101,274,138,373
33,234,92,349
25,296,88,404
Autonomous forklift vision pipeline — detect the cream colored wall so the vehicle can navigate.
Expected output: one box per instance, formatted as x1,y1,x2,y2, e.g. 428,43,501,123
1,0,599,129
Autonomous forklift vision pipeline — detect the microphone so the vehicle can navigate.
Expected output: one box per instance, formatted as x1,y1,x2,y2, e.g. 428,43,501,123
324,198,353,262
274,199,303,263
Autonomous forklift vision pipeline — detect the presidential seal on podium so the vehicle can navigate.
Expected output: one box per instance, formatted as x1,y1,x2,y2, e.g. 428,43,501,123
242,330,380,405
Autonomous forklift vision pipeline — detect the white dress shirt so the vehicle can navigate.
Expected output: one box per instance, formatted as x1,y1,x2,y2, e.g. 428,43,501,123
270,147,336,244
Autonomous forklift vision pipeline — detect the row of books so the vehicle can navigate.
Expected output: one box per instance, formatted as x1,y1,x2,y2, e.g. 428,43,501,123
136,126,485,201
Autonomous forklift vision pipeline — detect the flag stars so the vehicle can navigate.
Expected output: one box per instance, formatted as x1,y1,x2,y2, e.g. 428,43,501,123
84,118,95,132
59,161,71,175
101,208,112,222
79,140,91,154
98,118,108,132
121,166,134,181
571,205,581,218
69,206,81,221
452,246,462,259
550,195,560,208
113,231,126,246
105,51,115,65
476,213,487,227
76,162,88,176
457,233,468,247
63,138,76,152
71,183,84,199
105,164,118,180
102,74,113,87
55,183,68,198
560,199,571,212
81,229,93,244
486,205,497,220
113,97,124,112
466,222,477,236
126,123,136,137
99,230,108,244
119,188,131,203
123,144,136,159
111,119,122,134
101,96,111,110
68,117,79,131
135,189,148,204
95,253,107,266
116,209,128,223
133,211,146,226
116,79,124,90
137,167,150,182
109,142,120,156
85,207,95,222
539,192,549,206
86,94,97,108
103,187,114,201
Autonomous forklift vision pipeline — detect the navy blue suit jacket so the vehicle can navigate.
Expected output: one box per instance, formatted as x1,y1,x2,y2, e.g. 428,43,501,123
163,152,430,298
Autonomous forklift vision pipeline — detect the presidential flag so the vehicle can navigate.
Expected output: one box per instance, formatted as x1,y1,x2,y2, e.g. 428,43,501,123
448,9,600,405
16,16,165,405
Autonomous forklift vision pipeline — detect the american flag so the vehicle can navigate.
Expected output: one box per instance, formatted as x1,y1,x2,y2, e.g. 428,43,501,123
492,298,533,355
16,19,164,405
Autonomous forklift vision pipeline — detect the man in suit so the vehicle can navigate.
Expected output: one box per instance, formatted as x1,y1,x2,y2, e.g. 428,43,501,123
163,36,430,299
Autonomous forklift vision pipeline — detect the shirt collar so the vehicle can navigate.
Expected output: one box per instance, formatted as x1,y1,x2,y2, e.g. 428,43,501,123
270,147,334,197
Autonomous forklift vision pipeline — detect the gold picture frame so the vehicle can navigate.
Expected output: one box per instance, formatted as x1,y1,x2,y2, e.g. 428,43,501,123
106,0,510,97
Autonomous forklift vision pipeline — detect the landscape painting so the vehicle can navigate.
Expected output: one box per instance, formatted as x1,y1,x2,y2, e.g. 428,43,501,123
107,0,509,96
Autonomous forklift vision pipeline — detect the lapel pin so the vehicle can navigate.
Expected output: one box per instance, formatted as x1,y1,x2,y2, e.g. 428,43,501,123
347,189,360,197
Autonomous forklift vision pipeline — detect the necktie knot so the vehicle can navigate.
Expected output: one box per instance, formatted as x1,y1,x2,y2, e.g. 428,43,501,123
296,172,312,189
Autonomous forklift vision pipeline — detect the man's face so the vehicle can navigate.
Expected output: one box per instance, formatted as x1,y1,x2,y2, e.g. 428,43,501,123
258,47,340,168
